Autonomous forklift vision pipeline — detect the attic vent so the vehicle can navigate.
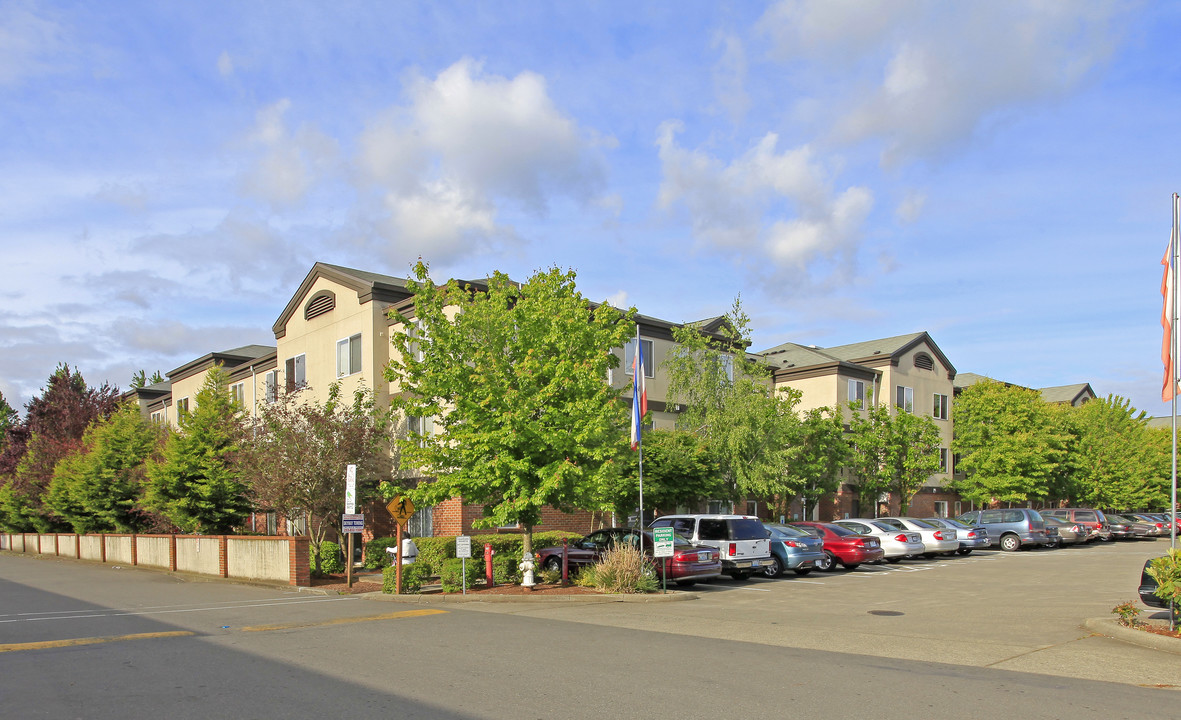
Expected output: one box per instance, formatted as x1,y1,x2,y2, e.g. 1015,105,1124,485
914,353,934,371
304,290,336,321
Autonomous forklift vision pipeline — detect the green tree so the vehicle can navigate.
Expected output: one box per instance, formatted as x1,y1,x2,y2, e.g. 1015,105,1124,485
238,382,392,573
615,429,725,518
44,402,163,533
950,379,1068,507
665,298,801,506
885,409,942,514
145,366,250,533
784,406,850,520
846,398,892,517
0,390,17,441
383,262,635,561
1068,395,1168,511
130,370,166,388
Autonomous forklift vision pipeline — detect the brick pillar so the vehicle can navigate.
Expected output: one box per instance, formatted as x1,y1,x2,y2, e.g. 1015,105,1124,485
289,536,311,586
218,536,229,578
130,535,138,566
101,534,107,562
169,535,178,571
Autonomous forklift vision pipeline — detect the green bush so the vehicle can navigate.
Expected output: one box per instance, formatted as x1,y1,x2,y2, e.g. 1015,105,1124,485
438,557,482,593
1148,548,1181,626
575,544,658,594
382,562,432,594
313,540,344,575
364,531,584,577
492,553,521,584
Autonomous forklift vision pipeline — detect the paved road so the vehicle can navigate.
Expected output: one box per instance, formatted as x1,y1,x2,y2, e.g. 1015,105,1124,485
0,539,1176,719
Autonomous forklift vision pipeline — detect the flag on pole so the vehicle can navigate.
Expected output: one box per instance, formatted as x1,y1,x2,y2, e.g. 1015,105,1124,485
1165,230,1177,401
630,336,647,450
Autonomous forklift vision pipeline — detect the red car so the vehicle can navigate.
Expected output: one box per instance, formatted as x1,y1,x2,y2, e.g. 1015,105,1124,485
534,528,722,587
789,521,885,571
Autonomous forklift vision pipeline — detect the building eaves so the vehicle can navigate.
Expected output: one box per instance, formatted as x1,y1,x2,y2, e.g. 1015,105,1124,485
1038,383,1095,405
274,262,415,338
167,345,277,383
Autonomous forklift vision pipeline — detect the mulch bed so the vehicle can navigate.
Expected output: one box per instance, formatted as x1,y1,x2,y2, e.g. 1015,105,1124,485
1139,620,1181,639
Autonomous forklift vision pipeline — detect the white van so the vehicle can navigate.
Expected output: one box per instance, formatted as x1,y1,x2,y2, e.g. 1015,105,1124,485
648,514,772,580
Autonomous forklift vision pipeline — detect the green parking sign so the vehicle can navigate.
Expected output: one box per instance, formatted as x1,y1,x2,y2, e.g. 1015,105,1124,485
653,527,675,558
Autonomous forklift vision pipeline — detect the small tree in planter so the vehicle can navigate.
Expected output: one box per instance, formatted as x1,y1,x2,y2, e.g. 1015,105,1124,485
1148,548,1181,630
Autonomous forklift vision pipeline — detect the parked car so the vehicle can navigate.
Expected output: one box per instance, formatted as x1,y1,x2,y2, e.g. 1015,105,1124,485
1041,516,1090,547
649,514,772,580
921,517,989,555
1104,513,1152,540
1040,508,1109,541
790,521,885,571
958,508,1050,551
874,517,958,556
833,518,924,562
534,527,722,587
1139,558,1170,609
1128,513,1169,537
762,522,827,577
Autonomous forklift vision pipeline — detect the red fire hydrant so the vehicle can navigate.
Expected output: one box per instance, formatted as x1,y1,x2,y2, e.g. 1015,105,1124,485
484,543,495,588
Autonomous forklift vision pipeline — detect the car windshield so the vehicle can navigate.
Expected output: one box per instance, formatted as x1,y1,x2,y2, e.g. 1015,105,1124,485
766,523,808,538
937,518,970,529
729,518,770,540
903,518,936,529
825,524,860,537
870,521,896,533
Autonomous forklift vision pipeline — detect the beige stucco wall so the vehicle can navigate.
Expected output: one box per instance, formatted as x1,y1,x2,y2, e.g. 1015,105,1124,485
79,534,102,560
136,536,172,568
275,276,391,409
104,535,134,564
226,538,290,582
176,536,221,575
880,343,955,486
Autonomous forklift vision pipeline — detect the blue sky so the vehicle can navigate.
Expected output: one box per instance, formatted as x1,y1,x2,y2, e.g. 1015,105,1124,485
2,1,1178,416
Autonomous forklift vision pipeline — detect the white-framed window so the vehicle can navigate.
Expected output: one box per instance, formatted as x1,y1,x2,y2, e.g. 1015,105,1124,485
848,379,866,408
895,385,913,412
408,320,426,362
285,354,306,392
933,501,949,518
939,448,950,473
408,414,435,448
286,510,307,536
337,333,362,377
745,500,757,516
150,410,165,425
176,397,190,415
230,382,246,407
265,511,277,535
264,370,278,403
624,338,654,378
933,393,949,420
721,354,734,382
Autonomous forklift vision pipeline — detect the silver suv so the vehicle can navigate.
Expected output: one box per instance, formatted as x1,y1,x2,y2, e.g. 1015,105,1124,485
649,514,772,580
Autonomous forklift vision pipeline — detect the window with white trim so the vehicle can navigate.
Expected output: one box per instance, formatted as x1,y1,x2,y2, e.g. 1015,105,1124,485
230,382,246,407
624,338,654,378
337,334,362,377
933,501,949,518
150,410,165,425
932,393,949,420
895,385,913,412
176,397,190,415
408,414,436,448
285,354,306,392
848,379,866,408
264,370,278,403
721,354,734,382
939,447,950,473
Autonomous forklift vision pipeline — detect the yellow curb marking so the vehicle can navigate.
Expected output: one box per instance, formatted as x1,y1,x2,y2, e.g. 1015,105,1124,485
240,608,447,632
0,630,196,653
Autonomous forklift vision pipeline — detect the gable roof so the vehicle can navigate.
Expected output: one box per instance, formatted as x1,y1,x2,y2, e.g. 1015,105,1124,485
1038,383,1096,406
168,344,276,382
273,262,414,338
759,331,955,378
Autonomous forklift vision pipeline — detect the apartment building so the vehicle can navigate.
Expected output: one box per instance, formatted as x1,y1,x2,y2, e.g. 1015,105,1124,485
760,332,960,520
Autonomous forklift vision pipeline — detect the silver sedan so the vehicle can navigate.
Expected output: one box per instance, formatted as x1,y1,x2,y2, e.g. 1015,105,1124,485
922,517,989,555
835,519,925,562
875,516,959,556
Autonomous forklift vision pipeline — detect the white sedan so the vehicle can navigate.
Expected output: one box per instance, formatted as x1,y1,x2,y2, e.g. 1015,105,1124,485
834,519,925,562
875,517,959,556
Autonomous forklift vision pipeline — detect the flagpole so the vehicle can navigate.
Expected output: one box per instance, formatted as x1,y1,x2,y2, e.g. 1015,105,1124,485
636,324,645,530
1172,192,1179,554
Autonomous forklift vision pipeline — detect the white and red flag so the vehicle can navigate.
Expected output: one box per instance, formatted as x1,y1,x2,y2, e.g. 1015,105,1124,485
1165,230,1177,402
630,336,647,450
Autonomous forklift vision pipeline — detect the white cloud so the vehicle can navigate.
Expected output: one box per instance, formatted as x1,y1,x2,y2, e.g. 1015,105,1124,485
240,99,341,209
758,0,1124,165
656,121,872,289
895,190,926,224
217,50,233,77
604,290,629,308
0,1,67,86
712,32,750,125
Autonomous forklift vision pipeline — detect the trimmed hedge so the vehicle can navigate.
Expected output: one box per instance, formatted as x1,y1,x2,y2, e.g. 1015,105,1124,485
383,562,432,594
313,540,344,575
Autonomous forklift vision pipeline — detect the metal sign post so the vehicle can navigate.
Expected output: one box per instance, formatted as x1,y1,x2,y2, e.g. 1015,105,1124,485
653,527,674,594
342,514,364,588
386,496,415,595
456,535,472,595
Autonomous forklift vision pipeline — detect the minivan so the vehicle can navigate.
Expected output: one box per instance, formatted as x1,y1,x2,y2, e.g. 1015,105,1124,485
648,514,772,580
957,508,1049,551
1040,508,1109,541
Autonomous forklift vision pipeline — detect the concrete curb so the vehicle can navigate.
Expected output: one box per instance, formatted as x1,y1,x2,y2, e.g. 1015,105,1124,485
358,589,698,604
1084,617,1181,656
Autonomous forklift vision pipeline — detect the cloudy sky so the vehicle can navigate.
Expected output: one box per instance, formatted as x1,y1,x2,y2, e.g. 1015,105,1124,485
2,1,1178,416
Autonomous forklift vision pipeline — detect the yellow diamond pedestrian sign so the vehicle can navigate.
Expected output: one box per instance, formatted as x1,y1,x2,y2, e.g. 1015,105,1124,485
386,496,415,525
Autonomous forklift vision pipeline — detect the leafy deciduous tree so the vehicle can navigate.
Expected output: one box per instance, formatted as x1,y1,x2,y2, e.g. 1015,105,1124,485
615,428,725,518
384,263,635,559
885,409,942,514
784,406,849,521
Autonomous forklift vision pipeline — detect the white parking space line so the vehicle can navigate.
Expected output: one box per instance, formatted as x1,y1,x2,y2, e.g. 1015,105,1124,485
0,597,357,624
0,595,350,619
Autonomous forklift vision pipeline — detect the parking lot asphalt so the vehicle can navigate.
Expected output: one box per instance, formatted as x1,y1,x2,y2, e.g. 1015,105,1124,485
405,538,1181,689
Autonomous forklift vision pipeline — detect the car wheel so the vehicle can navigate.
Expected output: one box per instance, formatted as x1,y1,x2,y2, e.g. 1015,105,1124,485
730,571,752,581
762,555,784,579
956,548,972,556
543,556,563,572
885,557,902,563
815,552,837,572
843,563,860,571
793,568,813,576
922,552,937,558
999,534,1020,552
